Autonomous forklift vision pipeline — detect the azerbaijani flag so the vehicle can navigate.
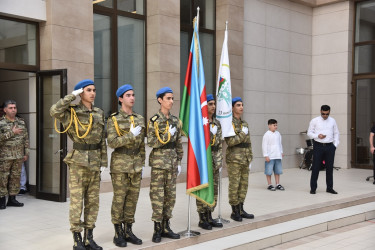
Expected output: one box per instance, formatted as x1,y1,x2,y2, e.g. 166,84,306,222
179,17,215,206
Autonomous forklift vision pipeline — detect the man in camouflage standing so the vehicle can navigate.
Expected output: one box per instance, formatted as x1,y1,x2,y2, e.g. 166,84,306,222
50,79,107,250
0,100,29,209
225,97,254,222
107,84,144,247
147,87,183,243
196,94,223,230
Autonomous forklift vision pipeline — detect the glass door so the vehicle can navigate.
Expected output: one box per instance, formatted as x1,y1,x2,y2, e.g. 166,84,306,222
36,69,67,201
354,78,375,168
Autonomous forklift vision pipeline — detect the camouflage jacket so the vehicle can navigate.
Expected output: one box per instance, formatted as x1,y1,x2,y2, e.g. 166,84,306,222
50,94,108,170
0,116,29,160
107,109,145,173
210,117,223,170
147,110,183,170
225,116,253,165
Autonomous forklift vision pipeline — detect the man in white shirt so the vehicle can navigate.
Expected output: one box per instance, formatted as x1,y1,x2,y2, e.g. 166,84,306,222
307,105,339,194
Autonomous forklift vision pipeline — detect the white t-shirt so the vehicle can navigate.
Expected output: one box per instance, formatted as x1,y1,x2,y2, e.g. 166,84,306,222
262,130,283,160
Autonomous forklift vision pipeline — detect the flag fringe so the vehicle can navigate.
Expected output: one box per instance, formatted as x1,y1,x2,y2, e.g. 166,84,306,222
186,184,216,207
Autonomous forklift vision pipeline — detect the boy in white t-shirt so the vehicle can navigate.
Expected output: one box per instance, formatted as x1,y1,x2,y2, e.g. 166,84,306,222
262,119,284,191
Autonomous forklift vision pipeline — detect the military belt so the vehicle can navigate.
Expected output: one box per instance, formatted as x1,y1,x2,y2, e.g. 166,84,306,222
234,143,250,148
114,147,140,155
160,142,176,149
211,145,219,152
73,143,100,150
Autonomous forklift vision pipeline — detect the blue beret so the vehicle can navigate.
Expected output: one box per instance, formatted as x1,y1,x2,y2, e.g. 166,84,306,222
74,79,94,90
116,84,133,98
232,97,243,106
207,94,214,102
156,87,173,98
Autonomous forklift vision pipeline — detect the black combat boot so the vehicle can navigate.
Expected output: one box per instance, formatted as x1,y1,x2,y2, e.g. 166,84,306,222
198,212,212,230
113,224,127,247
240,203,254,219
0,196,6,210
161,219,180,239
83,229,102,250
152,221,162,243
6,195,23,207
72,232,86,250
207,210,223,228
230,205,242,222
124,223,142,245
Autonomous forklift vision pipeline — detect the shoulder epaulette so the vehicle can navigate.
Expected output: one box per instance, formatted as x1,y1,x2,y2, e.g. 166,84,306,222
110,112,119,117
150,114,159,123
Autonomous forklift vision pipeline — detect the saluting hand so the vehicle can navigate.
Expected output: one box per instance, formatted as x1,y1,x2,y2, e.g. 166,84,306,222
12,125,23,135
72,88,84,96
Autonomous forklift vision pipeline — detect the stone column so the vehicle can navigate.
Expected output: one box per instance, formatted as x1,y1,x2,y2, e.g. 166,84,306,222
146,0,180,119
216,0,244,98
40,0,94,90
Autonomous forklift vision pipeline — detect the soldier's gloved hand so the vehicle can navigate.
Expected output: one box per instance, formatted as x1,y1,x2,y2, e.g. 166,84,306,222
219,167,222,173
169,125,177,136
210,125,218,135
100,166,106,173
130,123,141,137
242,126,249,135
249,163,252,170
177,165,181,176
72,88,84,96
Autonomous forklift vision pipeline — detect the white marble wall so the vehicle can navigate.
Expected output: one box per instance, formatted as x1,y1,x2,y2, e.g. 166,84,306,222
243,0,313,173
312,1,353,168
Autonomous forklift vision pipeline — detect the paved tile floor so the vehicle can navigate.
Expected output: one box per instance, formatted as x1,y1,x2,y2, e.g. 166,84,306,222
1,168,375,250
265,220,375,250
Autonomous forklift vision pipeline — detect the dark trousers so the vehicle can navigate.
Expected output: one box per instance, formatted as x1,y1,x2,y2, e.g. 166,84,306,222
373,153,375,178
310,142,336,191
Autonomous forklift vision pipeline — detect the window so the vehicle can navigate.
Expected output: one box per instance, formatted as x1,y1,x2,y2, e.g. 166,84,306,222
354,0,375,74
0,17,38,70
180,0,216,96
94,0,146,117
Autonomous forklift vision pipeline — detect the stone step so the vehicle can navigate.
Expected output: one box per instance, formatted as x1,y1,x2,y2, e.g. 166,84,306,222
129,192,375,250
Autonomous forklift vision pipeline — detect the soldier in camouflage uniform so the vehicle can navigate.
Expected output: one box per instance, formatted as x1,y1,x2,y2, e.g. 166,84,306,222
50,79,107,250
0,100,29,210
147,87,183,243
107,84,145,247
196,94,223,230
225,97,254,222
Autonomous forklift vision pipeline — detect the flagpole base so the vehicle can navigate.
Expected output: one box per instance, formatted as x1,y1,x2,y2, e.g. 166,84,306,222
178,229,201,237
214,216,230,224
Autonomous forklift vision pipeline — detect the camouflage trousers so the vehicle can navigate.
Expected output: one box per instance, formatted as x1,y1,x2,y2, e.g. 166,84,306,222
68,164,100,232
227,162,249,206
0,159,23,197
149,167,177,222
111,172,141,224
196,166,219,213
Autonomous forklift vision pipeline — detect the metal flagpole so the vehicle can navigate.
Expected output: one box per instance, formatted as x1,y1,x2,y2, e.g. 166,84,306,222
179,7,202,237
178,195,200,237
214,169,230,224
214,21,230,224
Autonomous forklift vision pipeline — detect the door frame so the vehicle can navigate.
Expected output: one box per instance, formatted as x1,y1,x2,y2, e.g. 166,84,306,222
36,69,68,202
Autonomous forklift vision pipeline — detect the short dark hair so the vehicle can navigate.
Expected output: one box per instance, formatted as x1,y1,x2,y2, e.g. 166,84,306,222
268,119,277,125
118,93,124,106
321,105,330,112
3,100,16,108
157,93,167,104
